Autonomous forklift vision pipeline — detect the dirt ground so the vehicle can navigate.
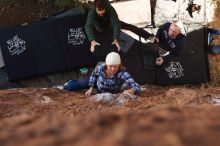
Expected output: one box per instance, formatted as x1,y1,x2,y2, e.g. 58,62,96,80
0,0,58,27
1,86,220,146
1,1,220,146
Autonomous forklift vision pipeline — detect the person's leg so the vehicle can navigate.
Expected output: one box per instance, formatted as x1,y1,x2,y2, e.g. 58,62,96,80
211,45,220,54
209,28,220,35
78,76,90,89
120,21,153,39
63,76,89,91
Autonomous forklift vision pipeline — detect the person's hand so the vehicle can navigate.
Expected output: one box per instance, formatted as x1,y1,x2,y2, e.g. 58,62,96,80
112,39,121,51
155,57,163,65
85,87,93,96
90,40,100,52
150,36,159,43
122,88,135,96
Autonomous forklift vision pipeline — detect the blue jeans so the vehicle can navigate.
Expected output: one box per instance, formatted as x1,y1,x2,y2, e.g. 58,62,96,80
208,28,220,45
211,45,220,54
63,76,89,91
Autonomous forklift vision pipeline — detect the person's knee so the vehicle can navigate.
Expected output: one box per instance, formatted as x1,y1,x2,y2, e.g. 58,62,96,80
63,80,81,91
78,77,90,88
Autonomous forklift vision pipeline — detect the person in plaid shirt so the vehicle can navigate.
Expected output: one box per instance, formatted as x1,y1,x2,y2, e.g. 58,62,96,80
85,52,141,96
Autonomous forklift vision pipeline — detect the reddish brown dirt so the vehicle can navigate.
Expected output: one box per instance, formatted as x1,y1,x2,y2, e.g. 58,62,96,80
1,1,220,146
0,86,220,146
0,0,58,27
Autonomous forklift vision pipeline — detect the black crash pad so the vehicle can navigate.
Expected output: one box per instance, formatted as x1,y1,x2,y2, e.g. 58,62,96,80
156,28,209,85
0,9,96,80
121,39,156,85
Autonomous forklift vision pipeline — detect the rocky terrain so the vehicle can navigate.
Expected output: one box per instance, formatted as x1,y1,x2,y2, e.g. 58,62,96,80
1,86,220,146
0,0,220,146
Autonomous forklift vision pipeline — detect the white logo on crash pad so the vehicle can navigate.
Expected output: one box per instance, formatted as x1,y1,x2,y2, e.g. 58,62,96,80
7,35,26,56
165,62,184,79
68,28,85,45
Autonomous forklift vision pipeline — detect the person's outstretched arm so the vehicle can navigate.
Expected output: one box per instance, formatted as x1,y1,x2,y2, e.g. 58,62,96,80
118,69,141,95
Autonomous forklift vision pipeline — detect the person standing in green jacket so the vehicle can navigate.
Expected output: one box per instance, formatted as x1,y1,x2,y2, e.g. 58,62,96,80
85,0,121,53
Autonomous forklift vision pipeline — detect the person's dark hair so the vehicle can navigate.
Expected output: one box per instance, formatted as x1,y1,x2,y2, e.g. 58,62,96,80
94,0,109,10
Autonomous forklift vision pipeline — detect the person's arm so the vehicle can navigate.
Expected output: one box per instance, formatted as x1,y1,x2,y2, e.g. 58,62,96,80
119,70,141,95
107,5,121,51
85,8,96,42
122,88,135,95
85,86,94,96
155,25,163,39
85,72,97,96
88,65,99,87
162,37,185,64
108,5,120,40
85,8,101,52
112,39,120,51
155,23,170,40
152,24,166,44
85,63,103,95
90,40,100,52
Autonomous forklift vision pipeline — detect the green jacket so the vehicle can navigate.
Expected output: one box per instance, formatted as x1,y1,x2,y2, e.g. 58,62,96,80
85,4,120,41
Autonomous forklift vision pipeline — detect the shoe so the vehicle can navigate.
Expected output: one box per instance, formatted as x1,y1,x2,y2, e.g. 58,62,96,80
52,85,64,90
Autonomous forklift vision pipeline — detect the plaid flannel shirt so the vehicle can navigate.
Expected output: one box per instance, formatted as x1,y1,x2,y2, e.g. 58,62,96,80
88,62,141,94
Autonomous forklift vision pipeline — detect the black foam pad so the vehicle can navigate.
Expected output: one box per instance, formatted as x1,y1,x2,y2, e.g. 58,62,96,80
0,25,39,80
29,20,66,73
156,28,209,85
57,13,96,69
0,9,96,80
121,40,156,85
141,43,160,71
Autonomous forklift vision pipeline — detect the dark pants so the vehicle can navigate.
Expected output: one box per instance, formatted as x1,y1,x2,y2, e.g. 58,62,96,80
63,76,90,91
211,45,220,54
121,21,153,39
94,20,153,41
